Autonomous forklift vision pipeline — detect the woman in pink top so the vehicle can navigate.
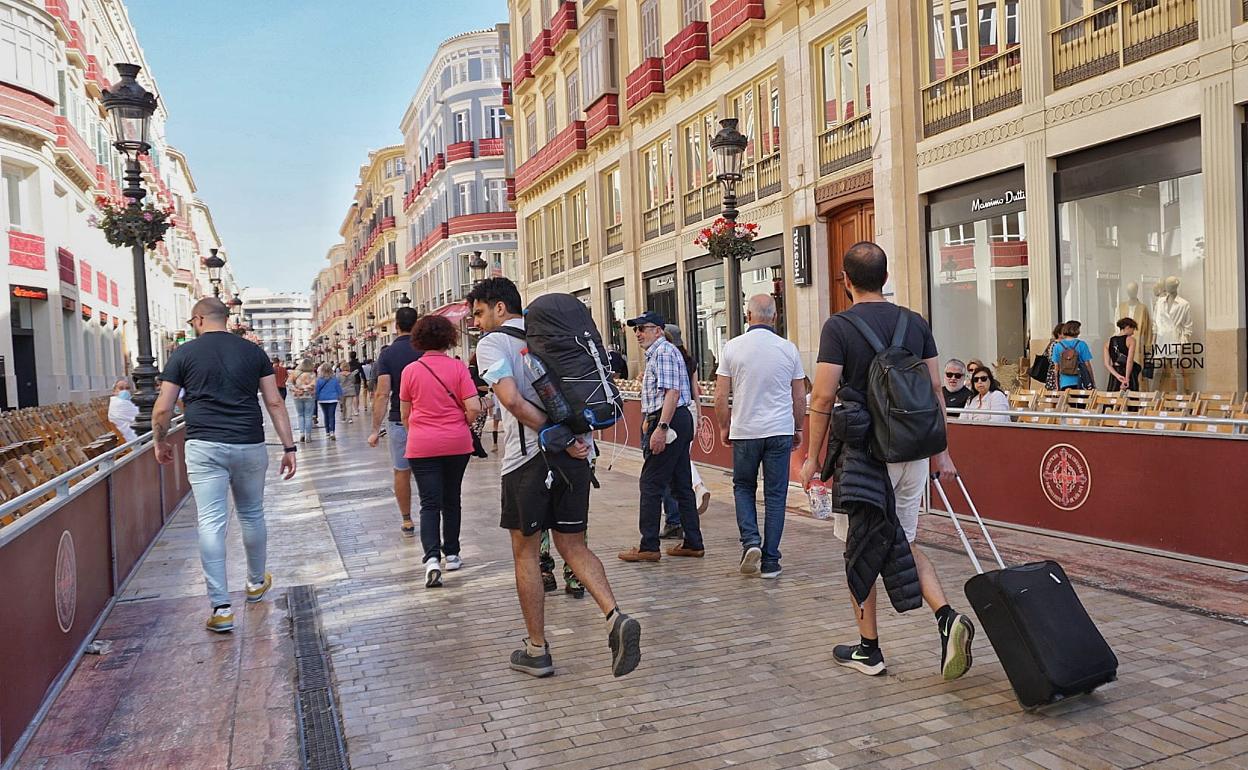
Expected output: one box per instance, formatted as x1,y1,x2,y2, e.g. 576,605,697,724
399,316,482,588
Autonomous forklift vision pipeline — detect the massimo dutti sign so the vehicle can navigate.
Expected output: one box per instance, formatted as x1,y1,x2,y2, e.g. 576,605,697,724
927,168,1028,230
971,189,1026,213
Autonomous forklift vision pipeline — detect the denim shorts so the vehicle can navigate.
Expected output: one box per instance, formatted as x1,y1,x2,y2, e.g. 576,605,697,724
387,420,408,471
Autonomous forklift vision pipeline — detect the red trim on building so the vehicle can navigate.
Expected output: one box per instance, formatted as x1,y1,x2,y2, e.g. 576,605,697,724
8,231,46,271
79,260,92,288
513,52,532,87
663,21,710,81
96,272,107,301
527,28,553,70
585,93,620,141
109,280,118,306
709,0,765,47
0,83,57,136
447,140,475,163
380,216,396,232
56,247,75,285
477,138,505,157
514,120,586,193
625,58,665,110
54,116,96,173
549,1,578,48
502,81,512,106
448,212,517,235
404,223,451,268
65,20,86,58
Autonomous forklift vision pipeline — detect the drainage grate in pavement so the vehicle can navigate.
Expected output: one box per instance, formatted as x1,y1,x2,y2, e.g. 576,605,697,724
317,487,393,503
288,585,348,770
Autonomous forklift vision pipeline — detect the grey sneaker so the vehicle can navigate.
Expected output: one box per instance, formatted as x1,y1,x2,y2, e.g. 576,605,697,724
940,612,975,680
509,639,554,677
739,546,762,576
606,611,642,677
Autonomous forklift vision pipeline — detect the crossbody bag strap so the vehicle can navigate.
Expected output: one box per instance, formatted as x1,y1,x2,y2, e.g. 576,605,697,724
841,311,886,354
417,360,472,421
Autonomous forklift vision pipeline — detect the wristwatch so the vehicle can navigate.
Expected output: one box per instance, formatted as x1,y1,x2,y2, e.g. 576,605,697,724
657,422,669,430
283,446,297,454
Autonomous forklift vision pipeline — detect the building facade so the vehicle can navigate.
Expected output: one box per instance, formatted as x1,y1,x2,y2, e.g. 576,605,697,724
399,27,518,322
1,0,230,408
240,288,312,363
505,0,1248,393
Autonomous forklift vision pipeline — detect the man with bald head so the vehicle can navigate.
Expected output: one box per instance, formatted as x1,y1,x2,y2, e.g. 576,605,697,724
714,294,805,579
153,296,297,634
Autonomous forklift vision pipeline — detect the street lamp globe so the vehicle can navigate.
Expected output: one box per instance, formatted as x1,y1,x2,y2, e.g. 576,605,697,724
398,291,412,306
366,310,376,324
101,64,158,161
468,250,488,281
710,118,748,184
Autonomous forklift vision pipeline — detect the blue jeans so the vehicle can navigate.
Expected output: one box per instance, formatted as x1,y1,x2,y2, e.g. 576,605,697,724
293,398,316,438
662,487,681,527
732,435,793,569
319,402,338,434
185,440,269,608
408,454,470,563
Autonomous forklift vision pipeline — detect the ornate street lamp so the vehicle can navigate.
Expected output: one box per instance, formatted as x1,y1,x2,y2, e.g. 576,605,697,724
366,310,376,326
710,117,749,338
228,292,244,333
101,63,159,433
398,291,412,306
204,248,226,297
469,250,489,282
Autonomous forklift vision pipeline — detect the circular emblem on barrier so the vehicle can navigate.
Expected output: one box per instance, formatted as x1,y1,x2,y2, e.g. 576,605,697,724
697,414,716,454
55,530,77,633
1040,443,1091,511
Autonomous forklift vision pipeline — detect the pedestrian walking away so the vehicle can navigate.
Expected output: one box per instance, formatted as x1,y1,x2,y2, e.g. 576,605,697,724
338,359,359,423
619,311,705,562
799,241,975,681
658,323,711,540
316,364,342,439
151,297,297,634
272,358,289,400
1051,320,1095,391
399,315,481,587
291,358,318,442
367,308,424,537
468,276,641,678
714,294,805,579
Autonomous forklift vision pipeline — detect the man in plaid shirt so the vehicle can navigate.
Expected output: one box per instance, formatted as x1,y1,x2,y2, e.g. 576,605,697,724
618,311,706,562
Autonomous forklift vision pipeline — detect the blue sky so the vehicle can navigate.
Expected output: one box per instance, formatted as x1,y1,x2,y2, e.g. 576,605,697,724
126,1,508,294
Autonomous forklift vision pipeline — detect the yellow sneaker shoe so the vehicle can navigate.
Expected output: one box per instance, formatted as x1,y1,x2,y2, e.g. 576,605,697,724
206,607,235,633
245,572,272,603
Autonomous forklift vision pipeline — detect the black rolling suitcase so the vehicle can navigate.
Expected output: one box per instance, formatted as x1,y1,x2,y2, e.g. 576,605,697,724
932,478,1117,710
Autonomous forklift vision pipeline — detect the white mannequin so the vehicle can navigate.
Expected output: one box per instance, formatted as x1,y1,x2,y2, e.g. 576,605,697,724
1152,276,1192,392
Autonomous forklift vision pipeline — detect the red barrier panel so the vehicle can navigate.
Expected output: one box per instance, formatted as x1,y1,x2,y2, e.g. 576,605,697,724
160,430,189,520
113,451,165,586
0,480,112,760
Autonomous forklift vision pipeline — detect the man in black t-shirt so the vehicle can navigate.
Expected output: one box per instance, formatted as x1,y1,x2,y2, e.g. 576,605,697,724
153,297,297,635
942,358,972,411
367,307,423,537
798,242,975,683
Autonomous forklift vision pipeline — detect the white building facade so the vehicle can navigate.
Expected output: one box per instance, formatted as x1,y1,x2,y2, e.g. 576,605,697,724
241,288,312,364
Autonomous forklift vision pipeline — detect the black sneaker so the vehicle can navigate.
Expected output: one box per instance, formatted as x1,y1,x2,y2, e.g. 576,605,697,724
509,639,554,677
541,571,558,593
658,523,683,540
939,611,975,680
606,612,642,677
833,643,886,676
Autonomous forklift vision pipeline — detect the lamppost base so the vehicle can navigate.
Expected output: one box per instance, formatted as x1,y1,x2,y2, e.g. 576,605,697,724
131,355,160,436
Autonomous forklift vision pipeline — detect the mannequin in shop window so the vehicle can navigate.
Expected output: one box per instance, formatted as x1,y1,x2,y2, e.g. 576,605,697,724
1152,276,1192,393
1114,281,1151,382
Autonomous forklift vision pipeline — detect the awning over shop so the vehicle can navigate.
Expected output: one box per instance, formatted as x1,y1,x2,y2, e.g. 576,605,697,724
431,301,470,325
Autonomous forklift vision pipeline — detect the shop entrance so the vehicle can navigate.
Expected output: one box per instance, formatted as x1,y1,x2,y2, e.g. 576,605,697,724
12,332,37,407
827,202,874,314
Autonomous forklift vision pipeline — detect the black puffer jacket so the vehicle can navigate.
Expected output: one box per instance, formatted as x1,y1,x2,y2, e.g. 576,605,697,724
824,393,922,613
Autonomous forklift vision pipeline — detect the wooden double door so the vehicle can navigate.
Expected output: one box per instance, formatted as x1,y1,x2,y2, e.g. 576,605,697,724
826,201,875,314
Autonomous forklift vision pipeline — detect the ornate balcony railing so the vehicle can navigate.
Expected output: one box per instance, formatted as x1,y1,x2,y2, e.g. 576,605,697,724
605,223,623,254
921,45,1022,137
642,206,661,241
570,237,589,267
659,200,675,235
528,256,546,282
549,247,566,275
818,113,873,175
1051,0,1197,90
735,151,781,206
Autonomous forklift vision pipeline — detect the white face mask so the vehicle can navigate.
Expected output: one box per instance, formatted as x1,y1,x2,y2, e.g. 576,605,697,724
117,390,132,401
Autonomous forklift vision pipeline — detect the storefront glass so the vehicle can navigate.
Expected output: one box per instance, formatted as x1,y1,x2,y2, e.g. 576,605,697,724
606,280,627,354
927,170,1029,373
1058,174,1206,393
687,262,725,380
739,247,786,338
644,271,678,329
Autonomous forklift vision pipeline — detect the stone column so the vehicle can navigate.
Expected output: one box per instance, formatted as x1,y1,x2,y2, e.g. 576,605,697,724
1021,0,1056,363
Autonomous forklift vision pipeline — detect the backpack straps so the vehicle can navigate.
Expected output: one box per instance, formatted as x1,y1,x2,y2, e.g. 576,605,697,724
841,311,887,354
890,309,910,348
494,326,527,341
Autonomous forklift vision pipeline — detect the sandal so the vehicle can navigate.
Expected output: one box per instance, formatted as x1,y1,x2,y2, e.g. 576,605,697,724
401,519,415,538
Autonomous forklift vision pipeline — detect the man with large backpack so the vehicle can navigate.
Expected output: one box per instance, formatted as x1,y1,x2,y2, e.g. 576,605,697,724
467,277,641,679
798,242,975,681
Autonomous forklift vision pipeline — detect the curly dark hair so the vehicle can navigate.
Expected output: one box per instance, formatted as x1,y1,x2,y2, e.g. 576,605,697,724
411,315,458,351
465,276,522,314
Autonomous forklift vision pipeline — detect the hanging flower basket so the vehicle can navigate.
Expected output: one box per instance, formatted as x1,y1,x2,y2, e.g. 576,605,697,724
694,217,760,261
90,196,174,250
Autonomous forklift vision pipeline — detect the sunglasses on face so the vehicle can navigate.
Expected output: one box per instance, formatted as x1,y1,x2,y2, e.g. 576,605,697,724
634,324,658,333
973,376,990,383
945,372,964,380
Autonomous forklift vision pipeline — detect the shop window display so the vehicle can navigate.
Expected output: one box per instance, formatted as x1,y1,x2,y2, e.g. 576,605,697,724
738,248,786,339
687,263,726,381
1058,174,1205,393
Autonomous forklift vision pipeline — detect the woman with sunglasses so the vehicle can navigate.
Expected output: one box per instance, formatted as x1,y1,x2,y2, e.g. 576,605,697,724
961,365,1011,423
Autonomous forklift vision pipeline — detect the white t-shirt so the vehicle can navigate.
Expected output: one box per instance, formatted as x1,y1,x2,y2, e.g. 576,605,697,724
716,326,805,440
961,390,1010,423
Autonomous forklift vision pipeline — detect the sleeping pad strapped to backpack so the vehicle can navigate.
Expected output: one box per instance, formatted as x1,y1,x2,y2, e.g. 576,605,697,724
500,292,624,437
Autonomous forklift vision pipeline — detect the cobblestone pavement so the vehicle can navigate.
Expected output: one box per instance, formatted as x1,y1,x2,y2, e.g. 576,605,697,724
18,407,1248,769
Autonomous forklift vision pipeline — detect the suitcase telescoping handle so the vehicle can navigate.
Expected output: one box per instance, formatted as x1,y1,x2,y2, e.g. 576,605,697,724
931,476,1005,575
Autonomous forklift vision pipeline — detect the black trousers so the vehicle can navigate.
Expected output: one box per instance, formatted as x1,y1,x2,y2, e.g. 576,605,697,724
408,454,470,563
638,406,703,551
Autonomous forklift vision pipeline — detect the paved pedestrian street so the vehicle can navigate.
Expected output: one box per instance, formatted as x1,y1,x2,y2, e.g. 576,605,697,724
18,413,1248,770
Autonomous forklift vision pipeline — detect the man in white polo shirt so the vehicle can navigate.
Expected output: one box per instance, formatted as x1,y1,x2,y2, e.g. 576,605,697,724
714,294,806,579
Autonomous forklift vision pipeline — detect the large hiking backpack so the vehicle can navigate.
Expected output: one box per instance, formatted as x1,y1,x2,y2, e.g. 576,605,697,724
1057,341,1081,377
842,309,947,464
498,293,623,435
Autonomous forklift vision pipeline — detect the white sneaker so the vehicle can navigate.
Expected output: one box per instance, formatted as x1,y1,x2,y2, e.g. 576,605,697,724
424,557,442,588
445,555,463,571
697,484,711,514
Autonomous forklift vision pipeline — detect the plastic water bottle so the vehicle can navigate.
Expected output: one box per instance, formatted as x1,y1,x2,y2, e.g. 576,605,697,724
523,350,572,424
808,479,834,521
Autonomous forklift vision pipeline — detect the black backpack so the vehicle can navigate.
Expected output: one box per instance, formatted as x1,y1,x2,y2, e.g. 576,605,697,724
841,309,947,463
497,293,623,435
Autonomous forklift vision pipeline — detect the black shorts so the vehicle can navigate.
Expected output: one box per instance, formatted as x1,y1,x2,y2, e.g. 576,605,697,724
500,452,590,536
